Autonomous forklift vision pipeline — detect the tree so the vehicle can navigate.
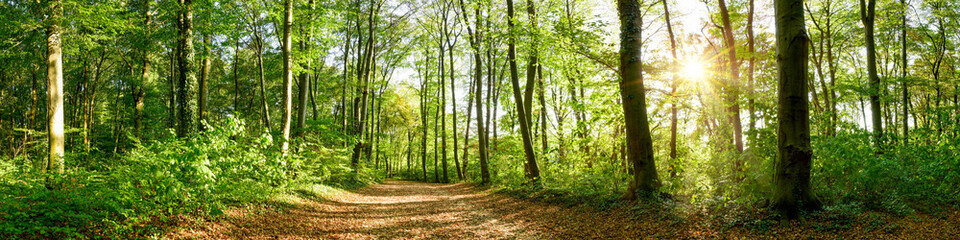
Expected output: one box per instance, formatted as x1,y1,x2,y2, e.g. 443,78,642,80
662,0,679,178
198,34,211,132
860,0,882,150
618,0,660,198
506,0,540,181
296,0,315,139
717,0,744,154
280,0,293,155
900,0,908,142
772,0,821,218
46,0,65,173
176,0,197,138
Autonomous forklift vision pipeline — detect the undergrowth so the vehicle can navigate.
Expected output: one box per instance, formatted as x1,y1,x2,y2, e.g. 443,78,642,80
0,117,380,239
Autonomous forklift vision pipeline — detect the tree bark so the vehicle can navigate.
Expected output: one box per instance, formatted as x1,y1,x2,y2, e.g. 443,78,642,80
296,0,315,138
280,0,294,155
176,0,196,139
663,0,680,178
772,0,821,218
618,0,660,197
507,0,540,181
718,0,744,154
199,34,211,132
860,0,883,150
900,0,908,142
46,0,65,173
747,0,757,132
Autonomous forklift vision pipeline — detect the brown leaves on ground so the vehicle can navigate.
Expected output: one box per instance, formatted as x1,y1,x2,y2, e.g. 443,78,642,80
166,180,959,239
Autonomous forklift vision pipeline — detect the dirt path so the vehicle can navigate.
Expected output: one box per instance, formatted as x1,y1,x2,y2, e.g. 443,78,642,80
169,180,959,239
171,180,567,239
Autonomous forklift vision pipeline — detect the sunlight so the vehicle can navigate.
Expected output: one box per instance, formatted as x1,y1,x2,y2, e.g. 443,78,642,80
681,58,707,82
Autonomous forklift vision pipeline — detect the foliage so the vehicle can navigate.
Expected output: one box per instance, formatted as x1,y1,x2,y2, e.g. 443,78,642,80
0,117,373,238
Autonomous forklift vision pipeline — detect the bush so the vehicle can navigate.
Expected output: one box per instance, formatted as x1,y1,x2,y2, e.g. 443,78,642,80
0,117,324,238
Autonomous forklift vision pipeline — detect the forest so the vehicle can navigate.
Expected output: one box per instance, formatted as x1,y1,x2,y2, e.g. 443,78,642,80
0,0,958,238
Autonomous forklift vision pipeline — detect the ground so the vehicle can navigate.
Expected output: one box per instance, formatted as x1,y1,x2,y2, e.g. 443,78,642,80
167,180,959,239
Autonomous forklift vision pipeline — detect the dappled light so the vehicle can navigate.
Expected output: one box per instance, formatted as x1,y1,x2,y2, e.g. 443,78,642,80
1,0,959,238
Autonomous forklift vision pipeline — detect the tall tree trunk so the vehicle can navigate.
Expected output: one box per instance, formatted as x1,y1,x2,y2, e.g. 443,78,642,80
296,0,315,139
507,0,540,181
718,0,744,154
176,0,196,138
135,0,152,136
663,0,679,178
860,0,883,150
747,0,756,132
280,0,293,155
440,26,449,183
46,0,65,173
772,0,821,218
446,17,459,181
538,66,548,155
168,46,177,129
198,34,211,132
233,37,241,113
900,0,908,143
618,0,660,198
254,31,271,131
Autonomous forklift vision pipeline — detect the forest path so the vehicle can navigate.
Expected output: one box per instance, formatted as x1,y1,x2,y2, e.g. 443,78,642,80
167,180,960,239
169,179,640,239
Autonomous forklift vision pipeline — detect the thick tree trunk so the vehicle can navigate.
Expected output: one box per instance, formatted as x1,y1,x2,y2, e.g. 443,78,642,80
618,0,660,197
176,0,196,138
772,0,821,218
46,0,65,173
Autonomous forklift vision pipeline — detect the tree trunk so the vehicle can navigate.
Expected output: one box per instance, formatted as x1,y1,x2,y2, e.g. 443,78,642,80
176,0,196,138
747,0,756,132
198,34,211,132
618,0,660,198
233,37,241,113
860,0,883,150
254,30,271,132
135,0,152,135
772,0,821,218
663,0,680,178
718,0,744,154
46,0,65,173
296,0,315,139
507,0,540,181
280,0,293,155
900,0,908,143
440,27,449,183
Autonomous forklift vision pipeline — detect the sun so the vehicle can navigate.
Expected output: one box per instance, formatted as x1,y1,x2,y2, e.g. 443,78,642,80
681,58,707,82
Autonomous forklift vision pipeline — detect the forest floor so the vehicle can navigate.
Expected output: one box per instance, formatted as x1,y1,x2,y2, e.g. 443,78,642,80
165,180,959,239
